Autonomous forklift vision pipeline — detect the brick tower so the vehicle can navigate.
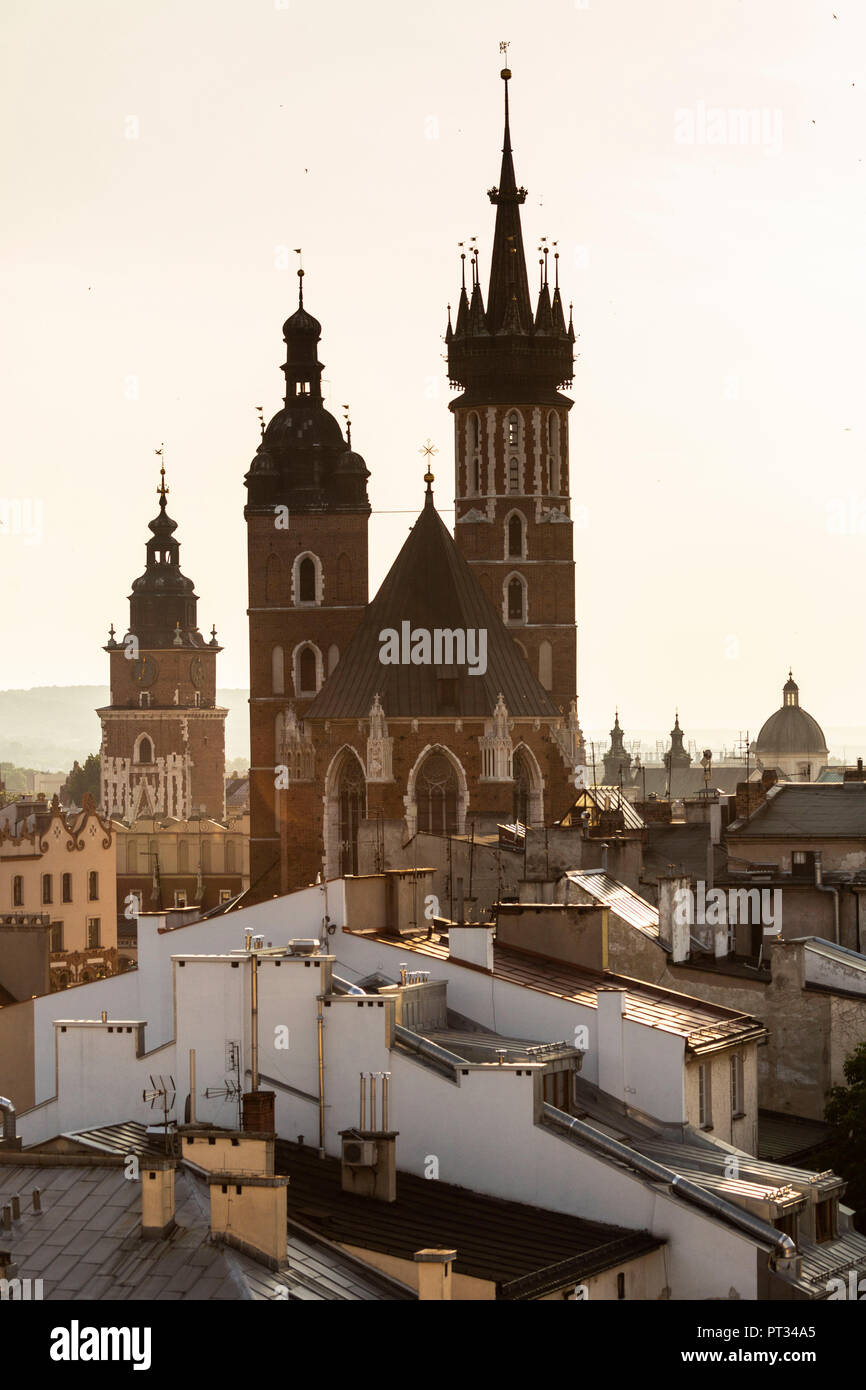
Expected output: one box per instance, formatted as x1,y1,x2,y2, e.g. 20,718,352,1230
447,66,580,725
99,467,226,822
244,273,371,899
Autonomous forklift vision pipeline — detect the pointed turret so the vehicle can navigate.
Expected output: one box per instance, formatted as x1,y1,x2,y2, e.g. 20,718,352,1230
127,465,205,649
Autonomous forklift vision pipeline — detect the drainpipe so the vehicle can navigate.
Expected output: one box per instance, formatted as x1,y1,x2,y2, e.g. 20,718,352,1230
316,996,326,1159
814,852,840,944
250,950,259,1091
0,1097,15,1143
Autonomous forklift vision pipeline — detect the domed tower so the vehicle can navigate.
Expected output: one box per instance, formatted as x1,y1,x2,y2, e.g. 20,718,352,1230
446,66,579,721
603,712,632,785
755,672,829,781
98,466,226,822
244,271,371,897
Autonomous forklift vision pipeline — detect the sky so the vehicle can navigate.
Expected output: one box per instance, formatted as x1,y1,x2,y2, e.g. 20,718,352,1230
2,0,866,746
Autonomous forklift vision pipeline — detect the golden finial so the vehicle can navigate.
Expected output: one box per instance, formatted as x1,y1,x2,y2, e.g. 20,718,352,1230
155,445,168,499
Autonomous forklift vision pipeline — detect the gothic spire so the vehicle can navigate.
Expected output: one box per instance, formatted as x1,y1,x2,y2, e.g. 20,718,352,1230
486,65,531,335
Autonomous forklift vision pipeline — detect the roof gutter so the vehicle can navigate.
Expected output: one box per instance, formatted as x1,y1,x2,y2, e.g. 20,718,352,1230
542,1103,797,1261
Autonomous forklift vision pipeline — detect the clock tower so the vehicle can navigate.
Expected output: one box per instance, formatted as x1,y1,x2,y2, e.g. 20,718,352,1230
98,467,227,822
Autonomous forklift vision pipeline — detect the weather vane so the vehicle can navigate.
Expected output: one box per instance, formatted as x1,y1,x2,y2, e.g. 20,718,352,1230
499,40,510,60
419,439,438,462
155,445,168,498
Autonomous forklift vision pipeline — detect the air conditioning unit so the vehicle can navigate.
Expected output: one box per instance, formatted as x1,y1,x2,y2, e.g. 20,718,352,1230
342,1137,377,1168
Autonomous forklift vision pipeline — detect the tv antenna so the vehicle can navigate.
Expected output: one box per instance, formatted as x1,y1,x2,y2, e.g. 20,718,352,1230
142,1074,177,1153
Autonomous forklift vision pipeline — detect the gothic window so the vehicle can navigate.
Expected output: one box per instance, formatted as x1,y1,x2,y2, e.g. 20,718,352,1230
416,751,459,835
265,554,281,603
338,756,365,876
508,458,520,493
507,576,526,623
298,645,319,696
507,512,525,559
335,553,352,603
298,555,316,603
507,412,520,447
539,639,553,691
513,749,531,827
137,736,154,765
272,646,285,696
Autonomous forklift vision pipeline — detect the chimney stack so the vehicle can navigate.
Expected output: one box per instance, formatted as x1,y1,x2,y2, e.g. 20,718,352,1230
414,1248,457,1300
141,1159,176,1239
658,874,691,962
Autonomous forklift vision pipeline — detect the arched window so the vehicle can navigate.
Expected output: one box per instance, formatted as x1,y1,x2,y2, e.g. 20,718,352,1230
335,553,352,603
137,736,154,765
507,412,519,447
337,755,365,876
508,458,520,493
272,645,285,695
507,576,526,623
298,556,316,603
507,513,524,559
416,751,459,835
539,639,553,691
298,646,318,695
265,554,281,603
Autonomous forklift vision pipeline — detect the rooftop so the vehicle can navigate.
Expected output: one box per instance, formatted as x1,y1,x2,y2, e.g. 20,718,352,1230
730,782,866,838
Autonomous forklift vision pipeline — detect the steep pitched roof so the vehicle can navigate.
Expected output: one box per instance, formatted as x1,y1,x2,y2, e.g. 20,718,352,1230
306,490,561,720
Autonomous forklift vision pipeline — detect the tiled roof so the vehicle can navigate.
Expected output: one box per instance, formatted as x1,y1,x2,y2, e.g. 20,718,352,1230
344,929,767,1051
305,495,560,720
275,1139,662,1296
731,783,866,837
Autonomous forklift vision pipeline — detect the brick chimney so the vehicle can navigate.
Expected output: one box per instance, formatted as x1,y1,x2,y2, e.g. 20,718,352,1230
141,1159,176,1239
735,770,777,820
414,1248,457,1299
657,874,691,963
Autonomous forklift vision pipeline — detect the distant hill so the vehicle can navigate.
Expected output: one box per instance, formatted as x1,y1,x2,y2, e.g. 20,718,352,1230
0,686,251,770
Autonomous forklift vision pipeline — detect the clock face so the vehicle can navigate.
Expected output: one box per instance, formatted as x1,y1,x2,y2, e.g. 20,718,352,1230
190,656,204,688
133,654,158,688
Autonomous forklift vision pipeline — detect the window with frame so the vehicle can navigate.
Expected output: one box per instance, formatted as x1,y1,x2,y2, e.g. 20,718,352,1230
12,875,23,907
62,872,72,903
507,513,524,559
87,918,101,948
508,457,520,493
50,922,64,953
507,412,519,447
298,646,318,695
174,891,188,909
42,874,53,905
507,577,525,622
298,556,316,603
88,870,99,901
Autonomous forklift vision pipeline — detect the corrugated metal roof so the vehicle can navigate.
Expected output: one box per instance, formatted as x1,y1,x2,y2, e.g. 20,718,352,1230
305,495,560,720
566,871,659,935
559,786,645,830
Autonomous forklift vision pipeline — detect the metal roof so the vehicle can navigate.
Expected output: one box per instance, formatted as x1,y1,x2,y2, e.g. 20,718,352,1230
305,495,560,720
559,786,645,830
565,871,659,935
731,782,866,838
758,1110,831,1164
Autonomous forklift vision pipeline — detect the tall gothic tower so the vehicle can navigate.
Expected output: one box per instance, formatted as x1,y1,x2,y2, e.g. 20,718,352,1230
244,273,371,899
447,67,579,719
99,470,226,822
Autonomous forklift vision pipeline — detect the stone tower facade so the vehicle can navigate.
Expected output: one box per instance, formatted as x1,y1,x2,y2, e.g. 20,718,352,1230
244,276,371,899
446,67,580,725
99,472,226,823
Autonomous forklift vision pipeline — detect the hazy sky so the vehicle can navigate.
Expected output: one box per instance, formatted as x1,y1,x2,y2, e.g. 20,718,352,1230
3,0,865,741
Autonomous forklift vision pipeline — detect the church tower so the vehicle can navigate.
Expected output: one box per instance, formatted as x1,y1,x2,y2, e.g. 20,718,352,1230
446,66,580,722
244,272,371,899
99,467,226,822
